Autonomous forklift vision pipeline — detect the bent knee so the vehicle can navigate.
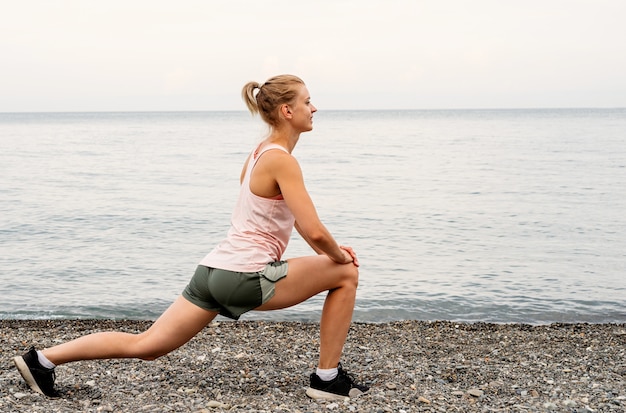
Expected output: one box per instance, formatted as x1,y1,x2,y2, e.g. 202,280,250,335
341,264,359,288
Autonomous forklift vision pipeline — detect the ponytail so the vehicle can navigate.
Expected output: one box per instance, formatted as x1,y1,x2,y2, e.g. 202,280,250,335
241,81,261,115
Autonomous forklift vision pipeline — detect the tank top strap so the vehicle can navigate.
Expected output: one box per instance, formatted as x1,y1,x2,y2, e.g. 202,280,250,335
252,143,289,163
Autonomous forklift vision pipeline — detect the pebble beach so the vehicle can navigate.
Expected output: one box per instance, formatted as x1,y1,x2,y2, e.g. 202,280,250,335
1,320,625,412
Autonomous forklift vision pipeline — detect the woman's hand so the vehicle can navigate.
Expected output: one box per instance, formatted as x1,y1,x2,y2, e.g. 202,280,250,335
339,245,359,267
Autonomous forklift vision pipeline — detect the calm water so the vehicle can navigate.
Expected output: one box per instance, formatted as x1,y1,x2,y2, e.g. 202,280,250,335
1,109,625,324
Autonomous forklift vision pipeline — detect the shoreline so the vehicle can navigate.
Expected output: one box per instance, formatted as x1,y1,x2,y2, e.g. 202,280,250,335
2,320,625,412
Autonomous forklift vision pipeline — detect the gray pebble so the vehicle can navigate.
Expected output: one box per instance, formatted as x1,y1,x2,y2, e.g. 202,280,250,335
468,388,484,397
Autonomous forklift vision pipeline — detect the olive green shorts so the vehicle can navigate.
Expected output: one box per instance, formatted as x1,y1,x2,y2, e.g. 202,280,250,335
182,261,288,320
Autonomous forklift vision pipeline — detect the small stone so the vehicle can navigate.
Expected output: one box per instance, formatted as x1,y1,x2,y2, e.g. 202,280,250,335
13,393,28,399
530,389,539,397
418,396,431,404
86,380,96,387
562,399,577,407
327,402,339,410
543,402,558,410
385,382,397,390
206,400,229,409
468,388,484,397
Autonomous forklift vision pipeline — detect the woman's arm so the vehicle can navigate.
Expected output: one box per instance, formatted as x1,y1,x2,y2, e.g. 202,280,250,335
270,152,355,265
294,221,324,254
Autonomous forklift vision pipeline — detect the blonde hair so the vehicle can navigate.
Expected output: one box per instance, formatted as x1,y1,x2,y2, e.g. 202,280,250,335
241,75,305,127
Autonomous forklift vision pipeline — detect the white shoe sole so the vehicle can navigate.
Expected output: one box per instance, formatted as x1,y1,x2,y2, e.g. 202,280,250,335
306,387,350,401
13,356,45,395
306,386,366,401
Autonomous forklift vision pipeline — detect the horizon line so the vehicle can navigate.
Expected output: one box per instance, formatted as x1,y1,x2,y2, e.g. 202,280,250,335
1,106,625,115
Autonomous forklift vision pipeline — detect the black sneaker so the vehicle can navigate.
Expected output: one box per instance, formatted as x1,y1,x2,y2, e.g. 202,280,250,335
306,363,369,401
13,347,59,397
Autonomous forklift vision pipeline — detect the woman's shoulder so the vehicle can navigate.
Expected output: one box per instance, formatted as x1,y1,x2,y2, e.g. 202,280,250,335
254,149,301,182
261,148,298,169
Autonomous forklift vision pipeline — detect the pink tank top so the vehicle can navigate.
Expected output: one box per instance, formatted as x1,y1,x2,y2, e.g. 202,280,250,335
200,144,295,272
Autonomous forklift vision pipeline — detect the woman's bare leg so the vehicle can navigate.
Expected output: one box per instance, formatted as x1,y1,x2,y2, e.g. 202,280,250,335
43,296,218,365
254,255,359,369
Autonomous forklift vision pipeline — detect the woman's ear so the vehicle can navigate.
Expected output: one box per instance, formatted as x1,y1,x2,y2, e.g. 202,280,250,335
280,104,292,119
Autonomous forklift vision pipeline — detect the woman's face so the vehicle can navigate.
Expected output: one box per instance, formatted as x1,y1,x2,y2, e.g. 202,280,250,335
289,85,317,132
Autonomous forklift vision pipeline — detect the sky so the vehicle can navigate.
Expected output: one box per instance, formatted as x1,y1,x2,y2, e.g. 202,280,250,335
1,0,625,112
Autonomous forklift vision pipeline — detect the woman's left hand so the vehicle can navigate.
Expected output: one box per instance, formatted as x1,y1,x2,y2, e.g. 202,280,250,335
339,245,359,267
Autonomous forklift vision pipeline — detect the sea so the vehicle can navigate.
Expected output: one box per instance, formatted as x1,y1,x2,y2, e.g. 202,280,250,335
1,109,625,324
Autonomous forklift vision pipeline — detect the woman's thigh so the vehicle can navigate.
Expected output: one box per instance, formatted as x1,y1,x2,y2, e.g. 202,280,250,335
254,255,358,311
139,296,218,358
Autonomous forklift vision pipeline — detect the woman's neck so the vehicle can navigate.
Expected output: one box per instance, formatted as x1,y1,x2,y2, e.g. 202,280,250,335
266,130,300,153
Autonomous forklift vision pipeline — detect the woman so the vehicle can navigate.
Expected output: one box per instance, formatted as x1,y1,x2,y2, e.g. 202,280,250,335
14,74,369,401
